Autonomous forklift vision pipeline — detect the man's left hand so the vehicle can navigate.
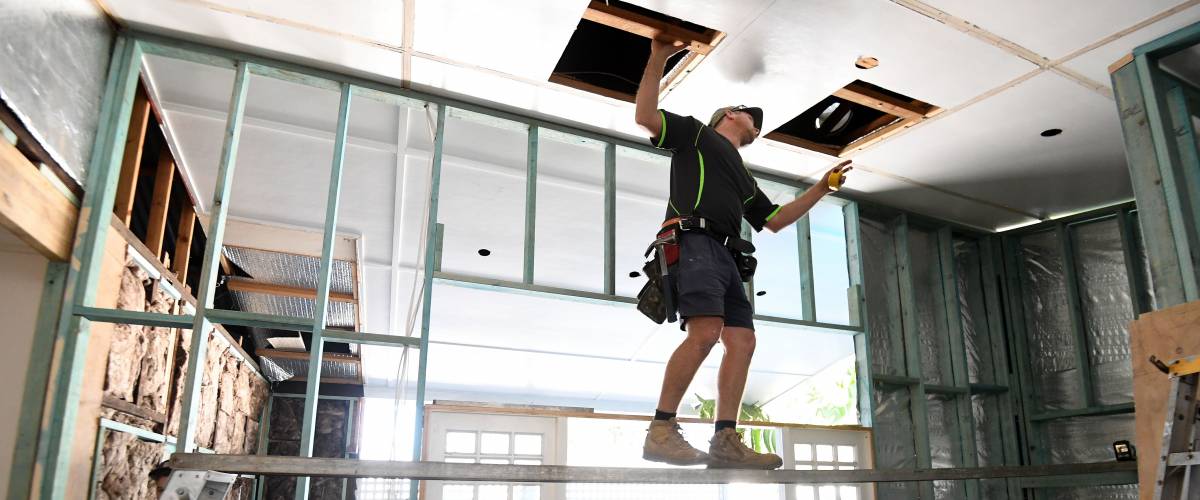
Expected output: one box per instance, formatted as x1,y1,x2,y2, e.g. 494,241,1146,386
821,160,852,193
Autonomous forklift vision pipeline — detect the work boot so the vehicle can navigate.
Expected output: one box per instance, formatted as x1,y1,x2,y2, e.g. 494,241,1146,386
642,419,709,466
707,428,783,469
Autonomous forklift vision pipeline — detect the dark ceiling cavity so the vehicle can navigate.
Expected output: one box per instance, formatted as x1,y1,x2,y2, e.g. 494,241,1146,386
1040,128,1063,137
550,0,722,102
477,249,491,256
766,80,939,157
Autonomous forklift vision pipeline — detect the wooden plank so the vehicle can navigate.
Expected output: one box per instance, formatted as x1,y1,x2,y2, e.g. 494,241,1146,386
581,1,716,54
113,86,151,224
1130,300,1200,500
1109,53,1135,74
762,132,842,157
256,349,359,363
833,87,922,120
145,146,175,258
101,395,168,424
174,205,196,282
166,453,1137,483
0,138,77,261
548,73,636,103
840,112,941,158
225,277,356,303
427,403,873,432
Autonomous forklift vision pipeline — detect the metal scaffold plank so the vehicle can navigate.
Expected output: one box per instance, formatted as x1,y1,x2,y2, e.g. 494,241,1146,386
166,454,1136,483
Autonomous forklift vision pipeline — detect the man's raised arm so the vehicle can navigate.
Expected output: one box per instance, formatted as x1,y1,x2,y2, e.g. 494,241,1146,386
635,39,686,138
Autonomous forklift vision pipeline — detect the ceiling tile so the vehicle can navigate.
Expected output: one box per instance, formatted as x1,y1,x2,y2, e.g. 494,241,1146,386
920,0,1186,59
412,0,588,79
840,168,1035,230
662,0,1035,132
1062,4,1200,89
201,0,406,46
854,71,1131,225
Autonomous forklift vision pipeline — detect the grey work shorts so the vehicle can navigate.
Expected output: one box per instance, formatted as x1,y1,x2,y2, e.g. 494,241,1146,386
673,232,755,330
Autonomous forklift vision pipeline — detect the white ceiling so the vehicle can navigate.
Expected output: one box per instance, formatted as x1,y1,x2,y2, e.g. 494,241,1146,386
122,0,1200,408
112,0,1200,230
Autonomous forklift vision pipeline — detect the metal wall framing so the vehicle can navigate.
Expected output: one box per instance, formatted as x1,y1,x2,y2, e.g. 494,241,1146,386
999,202,1144,497
32,30,875,500
1112,21,1200,310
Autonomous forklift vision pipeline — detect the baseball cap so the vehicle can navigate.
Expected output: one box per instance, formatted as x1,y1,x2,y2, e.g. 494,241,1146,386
709,105,763,130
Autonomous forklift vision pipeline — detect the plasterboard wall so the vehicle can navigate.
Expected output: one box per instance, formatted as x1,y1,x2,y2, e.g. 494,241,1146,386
0,228,50,493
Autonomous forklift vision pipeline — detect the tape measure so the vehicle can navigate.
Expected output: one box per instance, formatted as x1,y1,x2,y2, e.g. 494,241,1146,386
827,170,843,192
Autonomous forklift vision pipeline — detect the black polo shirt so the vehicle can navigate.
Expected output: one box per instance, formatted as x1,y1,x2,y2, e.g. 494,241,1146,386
650,109,781,238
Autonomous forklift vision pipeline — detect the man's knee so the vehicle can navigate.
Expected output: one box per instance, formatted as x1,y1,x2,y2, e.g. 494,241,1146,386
686,316,723,351
720,327,756,354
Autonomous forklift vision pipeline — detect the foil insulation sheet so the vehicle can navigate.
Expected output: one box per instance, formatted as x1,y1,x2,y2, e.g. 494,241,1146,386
873,386,917,499
227,291,356,329
1071,219,1134,405
971,394,1004,467
955,239,995,384
1044,413,1134,464
926,394,965,500
258,354,360,383
910,228,950,385
1019,231,1085,411
1037,484,1137,500
0,0,112,181
861,216,902,377
224,246,355,296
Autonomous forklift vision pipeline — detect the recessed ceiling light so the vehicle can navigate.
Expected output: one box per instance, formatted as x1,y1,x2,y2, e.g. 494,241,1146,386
1040,128,1063,137
629,271,641,278
477,248,491,256
855,56,879,70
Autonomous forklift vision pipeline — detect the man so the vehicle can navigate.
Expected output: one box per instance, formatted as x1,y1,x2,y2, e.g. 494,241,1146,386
634,38,851,469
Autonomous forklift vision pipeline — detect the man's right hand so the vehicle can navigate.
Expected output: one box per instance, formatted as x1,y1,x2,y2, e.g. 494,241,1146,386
650,38,687,61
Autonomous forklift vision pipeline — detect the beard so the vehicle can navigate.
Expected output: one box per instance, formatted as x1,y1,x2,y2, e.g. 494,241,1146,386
741,130,757,145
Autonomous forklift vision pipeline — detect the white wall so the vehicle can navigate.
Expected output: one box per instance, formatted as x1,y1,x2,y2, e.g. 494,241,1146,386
0,227,51,493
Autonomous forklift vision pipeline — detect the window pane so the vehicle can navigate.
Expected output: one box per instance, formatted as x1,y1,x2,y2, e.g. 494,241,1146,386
797,485,816,500
753,180,803,319
534,131,605,292
514,434,542,455
819,485,838,500
481,432,510,454
443,484,474,500
725,483,781,500
837,445,856,463
811,202,850,324
816,444,834,462
446,431,476,454
817,465,835,470
514,459,542,465
839,485,858,499
513,485,540,500
797,465,814,470
614,146,670,298
445,457,476,463
838,465,855,470
478,484,507,500
480,458,510,464
438,110,528,282
796,443,813,461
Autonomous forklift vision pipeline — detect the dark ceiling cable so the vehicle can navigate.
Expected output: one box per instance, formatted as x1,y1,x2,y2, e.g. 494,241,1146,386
557,71,641,87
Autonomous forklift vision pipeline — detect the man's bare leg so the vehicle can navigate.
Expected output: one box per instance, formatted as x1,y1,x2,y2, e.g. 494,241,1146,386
707,325,781,469
715,326,755,421
655,316,723,413
643,316,722,465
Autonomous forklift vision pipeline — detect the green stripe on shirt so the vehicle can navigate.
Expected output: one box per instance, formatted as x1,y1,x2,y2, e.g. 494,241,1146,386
656,110,667,148
765,205,783,222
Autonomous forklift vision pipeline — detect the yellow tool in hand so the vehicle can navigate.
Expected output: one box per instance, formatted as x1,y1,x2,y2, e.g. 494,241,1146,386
826,161,852,192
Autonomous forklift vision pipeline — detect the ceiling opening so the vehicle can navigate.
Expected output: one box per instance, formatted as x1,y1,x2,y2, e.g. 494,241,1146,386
766,80,940,158
550,0,724,103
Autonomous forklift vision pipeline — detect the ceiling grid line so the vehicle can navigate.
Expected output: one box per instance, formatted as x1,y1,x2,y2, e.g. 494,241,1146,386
887,0,1114,100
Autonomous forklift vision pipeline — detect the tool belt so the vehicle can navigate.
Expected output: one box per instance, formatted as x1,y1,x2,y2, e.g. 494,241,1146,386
635,216,758,324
